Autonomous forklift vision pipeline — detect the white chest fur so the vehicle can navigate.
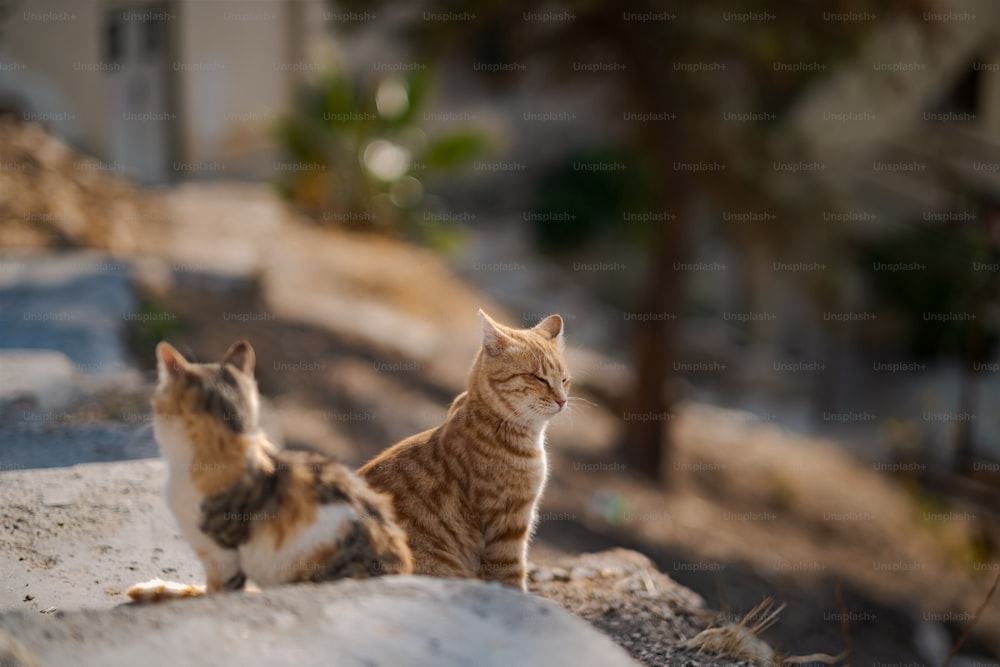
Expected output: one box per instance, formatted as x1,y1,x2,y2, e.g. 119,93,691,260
154,418,204,538
532,426,550,488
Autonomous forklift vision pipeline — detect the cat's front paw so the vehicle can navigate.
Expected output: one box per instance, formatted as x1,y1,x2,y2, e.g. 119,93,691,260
126,578,206,603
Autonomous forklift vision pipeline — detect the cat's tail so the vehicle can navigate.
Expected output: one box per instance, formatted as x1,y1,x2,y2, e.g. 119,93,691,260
126,578,206,603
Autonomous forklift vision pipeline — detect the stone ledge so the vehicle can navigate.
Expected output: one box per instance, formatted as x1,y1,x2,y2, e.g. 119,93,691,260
0,576,638,667
0,460,755,667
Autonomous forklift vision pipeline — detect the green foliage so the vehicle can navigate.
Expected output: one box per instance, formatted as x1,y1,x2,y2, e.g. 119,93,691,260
530,147,654,254
125,297,189,368
912,489,993,567
274,65,489,237
424,131,488,170
326,0,918,256
859,223,999,360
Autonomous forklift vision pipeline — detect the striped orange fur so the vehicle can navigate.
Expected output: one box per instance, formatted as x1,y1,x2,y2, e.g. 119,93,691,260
359,310,569,591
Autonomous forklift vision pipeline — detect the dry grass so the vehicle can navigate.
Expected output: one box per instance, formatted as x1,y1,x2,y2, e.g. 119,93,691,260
684,598,844,666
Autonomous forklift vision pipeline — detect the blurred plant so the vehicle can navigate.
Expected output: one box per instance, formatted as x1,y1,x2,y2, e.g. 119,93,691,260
530,146,654,254
275,65,489,242
125,296,189,368
332,0,932,483
860,218,1000,470
913,489,992,567
585,489,634,526
860,223,997,360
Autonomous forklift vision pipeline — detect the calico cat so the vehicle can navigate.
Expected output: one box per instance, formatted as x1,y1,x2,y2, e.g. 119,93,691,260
128,340,412,602
359,310,569,591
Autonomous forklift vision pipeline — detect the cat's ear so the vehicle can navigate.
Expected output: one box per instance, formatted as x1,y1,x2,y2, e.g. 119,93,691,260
534,314,565,350
156,342,188,382
478,309,512,357
222,340,255,376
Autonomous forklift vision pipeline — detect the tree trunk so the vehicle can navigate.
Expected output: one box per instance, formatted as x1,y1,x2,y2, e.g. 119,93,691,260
620,140,688,482
954,289,984,476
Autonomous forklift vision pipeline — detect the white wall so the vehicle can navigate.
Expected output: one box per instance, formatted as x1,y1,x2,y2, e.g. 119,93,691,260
1,0,108,155
0,0,332,181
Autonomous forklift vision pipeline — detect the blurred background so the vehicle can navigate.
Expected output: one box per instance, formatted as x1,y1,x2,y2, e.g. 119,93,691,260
1,0,1000,664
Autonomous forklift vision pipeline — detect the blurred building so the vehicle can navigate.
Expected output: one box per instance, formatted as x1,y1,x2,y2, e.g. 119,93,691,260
0,0,334,183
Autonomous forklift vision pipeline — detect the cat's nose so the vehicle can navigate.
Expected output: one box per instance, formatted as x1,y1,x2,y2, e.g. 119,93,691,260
555,398,566,409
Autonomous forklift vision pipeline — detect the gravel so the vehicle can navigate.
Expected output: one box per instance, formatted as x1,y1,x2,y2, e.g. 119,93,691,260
530,549,759,667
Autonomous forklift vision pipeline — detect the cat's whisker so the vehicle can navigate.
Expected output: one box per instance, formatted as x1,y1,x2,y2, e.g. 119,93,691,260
567,396,598,409
556,402,576,428
562,397,596,425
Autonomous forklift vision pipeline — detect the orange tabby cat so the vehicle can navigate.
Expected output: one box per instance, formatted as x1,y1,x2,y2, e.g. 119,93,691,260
128,340,412,602
359,309,569,591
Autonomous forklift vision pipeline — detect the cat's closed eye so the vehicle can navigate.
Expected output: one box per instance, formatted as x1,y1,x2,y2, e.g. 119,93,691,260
532,374,549,386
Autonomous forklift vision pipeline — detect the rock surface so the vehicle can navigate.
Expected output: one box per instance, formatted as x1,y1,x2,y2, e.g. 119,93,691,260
0,461,181,612
0,351,80,411
0,576,638,667
0,460,761,667
0,120,151,252
0,460,645,667
528,549,712,666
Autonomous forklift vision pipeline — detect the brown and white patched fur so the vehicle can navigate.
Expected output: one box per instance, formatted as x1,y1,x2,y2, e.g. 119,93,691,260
128,340,412,602
359,310,570,591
